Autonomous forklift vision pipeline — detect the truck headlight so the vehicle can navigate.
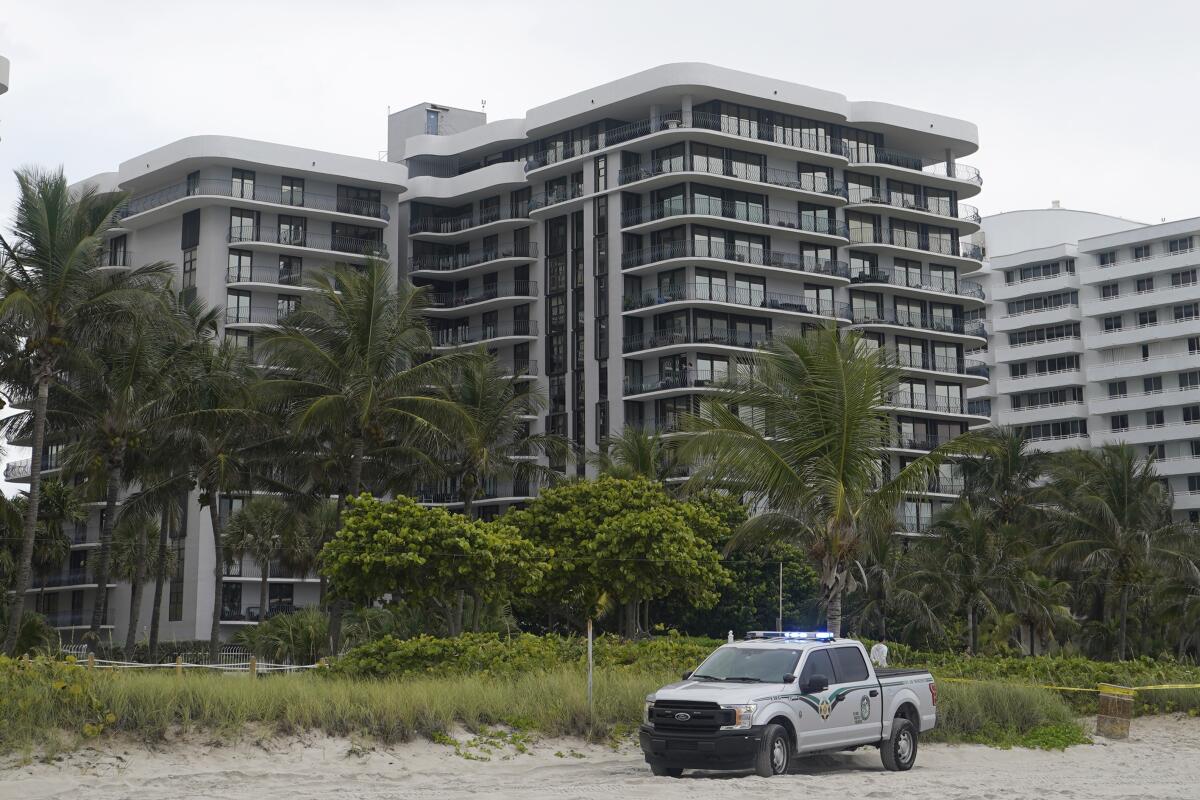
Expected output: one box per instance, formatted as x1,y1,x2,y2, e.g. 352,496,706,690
720,703,757,730
645,695,655,724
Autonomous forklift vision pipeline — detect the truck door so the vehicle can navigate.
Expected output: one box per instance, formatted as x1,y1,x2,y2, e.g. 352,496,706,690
794,648,838,750
825,645,879,747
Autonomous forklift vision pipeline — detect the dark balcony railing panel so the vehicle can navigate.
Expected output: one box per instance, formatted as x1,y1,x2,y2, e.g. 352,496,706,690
846,147,983,186
123,178,389,220
623,283,842,317
883,392,969,414
617,159,848,200
622,327,775,354
846,188,981,224
428,281,538,309
226,265,304,286
847,307,986,338
624,371,733,396
4,453,63,480
31,569,103,589
225,306,293,325
620,240,850,279
848,268,984,299
100,250,133,268
409,202,531,234
432,320,539,347
848,228,985,261
408,242,538,273
622,197,849,239
500,359,538,377
227,226,388,258
889,349,989,378
528,183,585,211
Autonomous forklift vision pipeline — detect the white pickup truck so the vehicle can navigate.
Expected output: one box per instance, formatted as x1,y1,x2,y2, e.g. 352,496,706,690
639,631,937,777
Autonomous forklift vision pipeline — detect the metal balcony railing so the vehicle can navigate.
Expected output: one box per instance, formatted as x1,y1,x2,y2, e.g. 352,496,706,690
122,178,389,220
623,371,731,396
846,146,983,186
225,306,294,325
99,250,133,268
845,188,981,224
622,327,774,354
528,183,585,211
848,268,984,299
226,265,305,286
408,242,538,273
621,196,850,239
848,228,985,261
623,283,842,317
227,226,388,258
617,158,849,200
621,240,850,279
882,392,970,414
847,307,987,338
31,569,108,589
427,281,538,309
432,320,539,347
4,453,63,480
409,201,531,235
890,349,990,378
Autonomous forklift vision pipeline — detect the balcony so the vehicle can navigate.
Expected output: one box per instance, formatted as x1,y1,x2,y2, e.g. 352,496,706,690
528,182,585,213
409,202,531,236
41,610,112,628
525,110,851,172
881,392,986,419
847,308,986,340
99,250,134,269
498,359,538,379
621,240,850,281
29,569,114,590
427,281,538,311
4,454,63,482
848,267,984,301
848,228,985,265
846,146,983,189
622,327,774,355
408,242,538,275
432,320,539,348
226,264,306,288
845,188,981,227
622,197,849,242
225,306,290,326
227,226,388,260
623,283,844,320
890,349,990,380
1081,246,1200,285
122,178,389,222
623,371,728,398
617,158,848,202
221,603,309,623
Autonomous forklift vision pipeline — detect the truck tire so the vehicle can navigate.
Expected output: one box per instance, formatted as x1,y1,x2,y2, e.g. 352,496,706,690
753,723,790,777
881,717,918,771
650,764,683,778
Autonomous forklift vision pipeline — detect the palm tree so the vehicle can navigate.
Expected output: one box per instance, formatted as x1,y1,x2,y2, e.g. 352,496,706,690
959,426,1044,527
428,353,568,517
919,502,1032,653
223,496,306,623
27,479,84,617
1042,445,1200,659
681,328,971,635
853,525,941,643
0,167,171,655
591,425,683,483
109,512,175,653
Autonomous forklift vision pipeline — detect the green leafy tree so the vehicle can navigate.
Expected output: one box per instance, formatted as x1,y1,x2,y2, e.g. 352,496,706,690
506,476,731,637
681,328,972,636
321,494,546,636
0,167,170,655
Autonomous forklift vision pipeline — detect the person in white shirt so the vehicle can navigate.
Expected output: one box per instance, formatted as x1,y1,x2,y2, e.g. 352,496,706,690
870,639,889,668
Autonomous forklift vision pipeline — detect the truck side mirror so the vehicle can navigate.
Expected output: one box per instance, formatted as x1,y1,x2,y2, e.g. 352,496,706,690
782,674,796,684
804,674,829,693
681,671,693,680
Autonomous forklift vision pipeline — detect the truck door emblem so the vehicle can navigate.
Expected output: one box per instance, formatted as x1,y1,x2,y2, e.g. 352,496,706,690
860,696,871,721
818,699,832,720
674,712,691,721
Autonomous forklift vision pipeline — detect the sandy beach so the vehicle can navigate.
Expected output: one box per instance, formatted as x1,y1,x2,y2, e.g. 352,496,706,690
4,716,1198,800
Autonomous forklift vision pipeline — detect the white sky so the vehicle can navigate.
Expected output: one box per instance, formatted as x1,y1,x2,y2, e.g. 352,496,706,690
1,0,1198,491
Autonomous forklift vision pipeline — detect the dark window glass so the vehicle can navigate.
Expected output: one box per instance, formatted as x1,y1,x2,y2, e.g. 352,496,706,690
831,647,870,682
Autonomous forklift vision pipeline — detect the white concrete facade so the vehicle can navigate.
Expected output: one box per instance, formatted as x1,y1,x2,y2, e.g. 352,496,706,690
8,136,405,644
395,63,989,532
970,208,1200,521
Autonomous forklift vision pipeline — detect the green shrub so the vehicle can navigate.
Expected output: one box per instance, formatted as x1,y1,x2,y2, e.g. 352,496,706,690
929,680,1088,749
0,655,115,754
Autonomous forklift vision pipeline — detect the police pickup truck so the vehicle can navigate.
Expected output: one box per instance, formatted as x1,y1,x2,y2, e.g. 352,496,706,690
640,631,937,777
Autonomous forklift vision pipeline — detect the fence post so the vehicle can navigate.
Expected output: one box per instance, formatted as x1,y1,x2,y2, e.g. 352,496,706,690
1097,683,1134,739
87,653,95,671
175,655,182,677
250,655,257,678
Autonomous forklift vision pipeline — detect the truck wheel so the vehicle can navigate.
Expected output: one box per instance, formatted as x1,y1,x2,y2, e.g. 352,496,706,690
881,717,918,771
753,723,790,777
650,764,683,778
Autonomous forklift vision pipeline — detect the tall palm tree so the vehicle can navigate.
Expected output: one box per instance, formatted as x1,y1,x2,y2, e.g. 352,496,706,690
27,479,84,616
428,353,568,517
109,512,175,653
0,167,171,655
591,425,682,484
223,496,307,623
1042,445,1200,659
681,328,971,635
959,426,1044,527
853,525,940,643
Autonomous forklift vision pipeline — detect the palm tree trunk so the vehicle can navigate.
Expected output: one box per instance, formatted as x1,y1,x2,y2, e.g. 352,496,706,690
1118,584,1130,661
207,493,224,662
124,517,149,654
147,508,170,662
967,605,977,654
3,376,50,656
326,490,349,652
348,437,365,496
259,555,270,625
89,461,122,637
826,589,844,637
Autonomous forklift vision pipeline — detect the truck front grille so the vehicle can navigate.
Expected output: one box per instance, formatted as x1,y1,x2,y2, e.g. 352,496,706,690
649,701,733,731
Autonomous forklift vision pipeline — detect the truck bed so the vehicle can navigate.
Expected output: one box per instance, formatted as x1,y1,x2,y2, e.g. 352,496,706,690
875,668,930,679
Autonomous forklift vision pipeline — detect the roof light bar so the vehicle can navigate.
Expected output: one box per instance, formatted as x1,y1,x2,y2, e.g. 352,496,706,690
744,631,835,641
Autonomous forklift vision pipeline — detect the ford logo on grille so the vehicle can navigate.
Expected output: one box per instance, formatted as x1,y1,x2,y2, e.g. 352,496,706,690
674,712,691,721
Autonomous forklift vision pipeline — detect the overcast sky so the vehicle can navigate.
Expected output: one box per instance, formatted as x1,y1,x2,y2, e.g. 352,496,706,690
0,0,1197,491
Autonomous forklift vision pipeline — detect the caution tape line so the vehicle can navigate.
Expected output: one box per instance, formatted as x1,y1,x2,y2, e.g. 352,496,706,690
936,676,1200,694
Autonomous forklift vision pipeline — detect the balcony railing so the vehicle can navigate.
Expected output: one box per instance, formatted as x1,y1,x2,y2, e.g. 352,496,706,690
617,158,848,200
226,265,305,286
122,178,389,220
847,147,983,186
428,281,538,309
622,197,849,239
846,188,981,224
623,283,842,317
31,569,108,589
4,454,63,480
528,183,585,211
622,327,775,354
890,349,990,378
432,320,539,347
624,371,729,397
408,242,539,273
100,250,133,268
228,226,388,259
226,306,294,325
848,228,985,261
848,308,986,338
41,609,112,627
621,240,850,279
409,202,531,234
883,392,971,415
499,359,538,378
849,268,984,299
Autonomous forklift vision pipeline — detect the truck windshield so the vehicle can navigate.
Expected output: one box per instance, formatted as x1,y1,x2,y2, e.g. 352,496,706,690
691,647,803,682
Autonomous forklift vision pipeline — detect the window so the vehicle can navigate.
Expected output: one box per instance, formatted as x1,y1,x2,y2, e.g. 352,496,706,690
1191,440,1200,458
1099,251,1117,265
425,108,440,135
1148,444,1165,459
227,249,253,282
278,215,306,246
281,176,304,207
1181,371,1200,390
1101,283,1120,299
181,209,200,250
278,255,301,285
1111,414,1129,432
232,168,255,199
1137,277,1154,293
1005,291,1077,315
186,170,200,196
1186,406,1200,424
799,649,835,684
230,208,258,239
1104,315,1123,331
1144,376,1163,393
1173,269,1197,287
1108,381,1127,398
226,290,251,323
1176,303,1199,321
337,185,383,217
1169,236,1194,253
594,155,607,191
277,294,301,318
1192,337,1200,354
1146,410,1164,427
182,248,197,290
830,647,870,683
1138,310,1158,327
1134,244,1152,260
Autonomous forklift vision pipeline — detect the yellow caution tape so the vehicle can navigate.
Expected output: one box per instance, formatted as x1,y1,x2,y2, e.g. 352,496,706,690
1130,683,1200,691
937,677,1200,694
1098,683,1136,697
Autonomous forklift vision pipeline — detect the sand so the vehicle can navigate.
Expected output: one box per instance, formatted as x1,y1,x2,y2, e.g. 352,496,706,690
4,716,1199,800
